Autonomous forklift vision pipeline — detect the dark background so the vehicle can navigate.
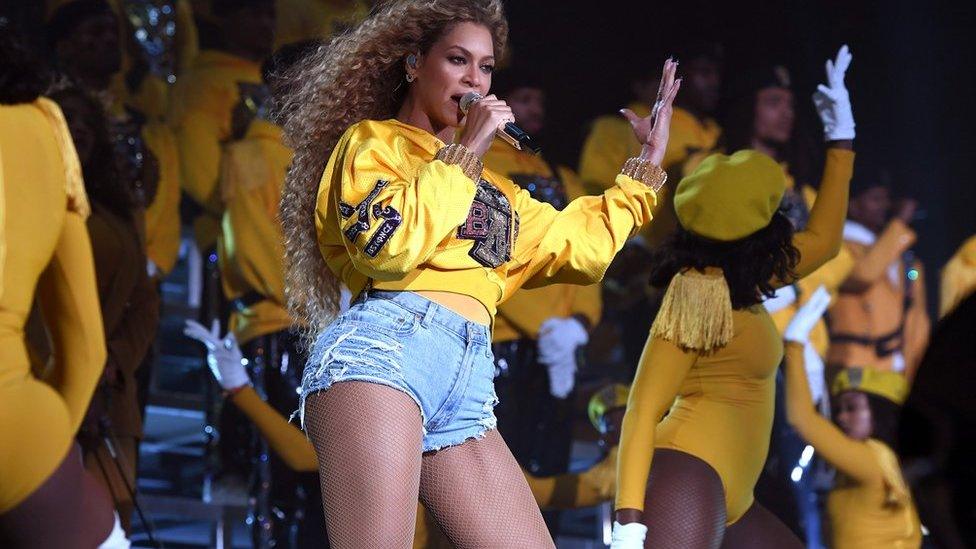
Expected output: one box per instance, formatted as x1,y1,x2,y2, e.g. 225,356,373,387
505,0,975,316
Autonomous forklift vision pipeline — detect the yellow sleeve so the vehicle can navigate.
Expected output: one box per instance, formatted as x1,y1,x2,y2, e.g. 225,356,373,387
0,149,4,299
221,142,286,302
526,447,617,509
319,130,478,281
784,342,881,484
940,245,976,318
143,123,182,275
505,175,657,294
175,110,224,215
785,149,855,284
842,220,916,291
36,213,107,434
615,336,697,511
230,387,319,473
579,117,633,194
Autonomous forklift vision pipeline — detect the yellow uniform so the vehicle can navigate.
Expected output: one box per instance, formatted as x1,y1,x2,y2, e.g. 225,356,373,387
316,119,657,319
616,149,854,523
784,343,922,548
579,104,720,244
219,119,294,343
940,235,976,318
829,220,930,378
168,50,262,249
142,122,182,276
0,99,106,512
275,0,371,48
483,140,602,341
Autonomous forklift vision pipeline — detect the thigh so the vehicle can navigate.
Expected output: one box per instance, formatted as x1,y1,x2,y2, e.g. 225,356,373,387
642,448,727,549
721,501,803,549
304,381,424,549
419,429,554,549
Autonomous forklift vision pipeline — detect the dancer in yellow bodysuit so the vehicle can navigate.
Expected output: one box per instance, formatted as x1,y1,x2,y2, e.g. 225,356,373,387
613,46,855,548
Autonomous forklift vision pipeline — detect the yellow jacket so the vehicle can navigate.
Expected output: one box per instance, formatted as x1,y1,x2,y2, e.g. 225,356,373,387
168,50,262,249
785,342,921,548
483,140,602,341
616,149,855,522
579,104,720,244
218,119,295,343
829,220,930,379
142,122,182,276
275,0,371,48
940,235,976,318
316,119,657,319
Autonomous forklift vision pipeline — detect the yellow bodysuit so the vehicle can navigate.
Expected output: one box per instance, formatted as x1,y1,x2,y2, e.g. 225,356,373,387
616,148,854,524
939,234,976,318
0,99,106,512
784,343,921,548
315,119,657,319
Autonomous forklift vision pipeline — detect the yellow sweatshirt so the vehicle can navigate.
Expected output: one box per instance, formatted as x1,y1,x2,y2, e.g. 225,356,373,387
578,104,720,244
218,119,295,343
784,343,921,548
316,119,657,319
275,0,371,48
616,149,854,523
940,235,976,318
483,140,602,341
168,49,262,249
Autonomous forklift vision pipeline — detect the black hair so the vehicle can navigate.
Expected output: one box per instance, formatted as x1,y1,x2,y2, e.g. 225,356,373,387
45,0,114,50
649,211,800,309
865,392,902,448
0,19,53,104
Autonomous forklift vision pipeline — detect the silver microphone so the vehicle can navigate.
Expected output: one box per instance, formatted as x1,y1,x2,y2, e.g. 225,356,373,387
459,92,540,153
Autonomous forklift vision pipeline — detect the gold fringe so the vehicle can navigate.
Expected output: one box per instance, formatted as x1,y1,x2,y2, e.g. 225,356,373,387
36,98,89,218
650,269,734,353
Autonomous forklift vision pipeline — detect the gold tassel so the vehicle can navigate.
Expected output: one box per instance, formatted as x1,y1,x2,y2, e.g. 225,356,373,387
650,269,734,353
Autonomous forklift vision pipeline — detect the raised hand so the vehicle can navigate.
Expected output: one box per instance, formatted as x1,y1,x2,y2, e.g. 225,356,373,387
183,319,251,391
812,45,855,141
620,58,681,166
784,286,832,344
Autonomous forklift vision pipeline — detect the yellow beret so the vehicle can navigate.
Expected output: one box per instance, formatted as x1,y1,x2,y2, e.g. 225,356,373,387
588,383,630,434
674,150,786,241
832,368,908,405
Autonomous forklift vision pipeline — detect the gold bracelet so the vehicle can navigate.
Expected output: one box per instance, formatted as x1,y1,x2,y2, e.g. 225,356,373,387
435,143,483,182
621,157,667,192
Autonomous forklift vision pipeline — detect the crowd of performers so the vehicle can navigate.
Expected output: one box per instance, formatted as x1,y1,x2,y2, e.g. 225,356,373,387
2,1,975,548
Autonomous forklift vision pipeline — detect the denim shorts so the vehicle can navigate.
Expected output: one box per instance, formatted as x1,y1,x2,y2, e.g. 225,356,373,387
300,290,498,452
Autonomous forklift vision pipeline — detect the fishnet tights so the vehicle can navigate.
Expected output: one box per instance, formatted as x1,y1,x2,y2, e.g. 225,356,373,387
640,449,803,549
304,381,555,548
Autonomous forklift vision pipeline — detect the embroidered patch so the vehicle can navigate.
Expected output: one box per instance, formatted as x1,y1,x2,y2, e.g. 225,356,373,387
339,180,401,257
511,173,569,211
457,180,516,268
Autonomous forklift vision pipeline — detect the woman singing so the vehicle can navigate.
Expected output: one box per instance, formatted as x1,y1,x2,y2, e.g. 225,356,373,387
276,0,679,545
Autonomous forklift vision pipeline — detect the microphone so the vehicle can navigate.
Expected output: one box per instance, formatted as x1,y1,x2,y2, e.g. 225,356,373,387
459,92,541,154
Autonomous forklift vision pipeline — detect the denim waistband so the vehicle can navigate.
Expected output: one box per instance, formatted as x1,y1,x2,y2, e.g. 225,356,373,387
354,290,491,346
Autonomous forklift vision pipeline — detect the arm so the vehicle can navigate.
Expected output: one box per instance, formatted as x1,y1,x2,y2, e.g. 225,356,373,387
176,111,225,216
36,213,107,433
143,123,183,275
615,336,697,517
842,220,916,291
784,342,881,484
320,130,479,280
104,265,160,382
230,386,319,472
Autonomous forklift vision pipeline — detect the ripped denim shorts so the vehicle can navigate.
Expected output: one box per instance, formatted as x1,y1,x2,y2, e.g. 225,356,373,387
300,290,498,452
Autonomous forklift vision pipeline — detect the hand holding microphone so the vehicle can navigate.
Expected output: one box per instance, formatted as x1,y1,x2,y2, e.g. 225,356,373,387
458,93,526,157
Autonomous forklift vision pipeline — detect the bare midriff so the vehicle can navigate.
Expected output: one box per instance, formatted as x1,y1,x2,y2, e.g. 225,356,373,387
415,291,491,326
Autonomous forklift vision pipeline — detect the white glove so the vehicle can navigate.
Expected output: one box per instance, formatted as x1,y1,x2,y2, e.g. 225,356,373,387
784,286,831,344
147,259,159,279
537,317,589,398
610,521,647,549
763,285,798,314
183,319,251,391
98,512,131,549
804,339,827,404
813,44,855,141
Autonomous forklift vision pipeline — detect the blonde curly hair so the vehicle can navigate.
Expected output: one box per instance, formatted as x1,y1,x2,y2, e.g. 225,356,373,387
276,0,508,341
